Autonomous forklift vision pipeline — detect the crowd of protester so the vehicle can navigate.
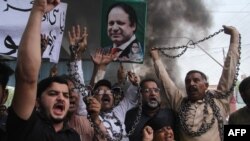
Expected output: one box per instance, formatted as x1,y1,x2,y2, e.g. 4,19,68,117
0,0,248,141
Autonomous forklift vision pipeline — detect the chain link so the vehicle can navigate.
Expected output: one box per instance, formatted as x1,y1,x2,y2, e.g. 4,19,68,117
125,88,143,137
179,33,241,141
68,54,143,140
155,29,224,58
87,87,143,141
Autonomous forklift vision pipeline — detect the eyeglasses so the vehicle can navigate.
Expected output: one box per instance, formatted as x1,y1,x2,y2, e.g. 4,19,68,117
141,88,160,94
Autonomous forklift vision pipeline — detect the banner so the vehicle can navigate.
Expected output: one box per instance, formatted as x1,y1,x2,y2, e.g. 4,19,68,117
0,0,67,63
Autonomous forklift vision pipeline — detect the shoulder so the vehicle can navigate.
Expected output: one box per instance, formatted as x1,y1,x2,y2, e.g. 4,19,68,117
126,107,139,115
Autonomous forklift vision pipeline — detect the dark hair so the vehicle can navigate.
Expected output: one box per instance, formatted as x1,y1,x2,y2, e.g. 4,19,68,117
93,79,112,90
37,75,68,98
106,2,137,29
145,109,175,131
0,62,14,89
186,70,208,82
139,78,159,89
239,76,250,94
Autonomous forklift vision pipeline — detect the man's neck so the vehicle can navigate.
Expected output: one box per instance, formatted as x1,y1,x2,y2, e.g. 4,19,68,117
113,34,136,50
53,122,64,132
143,105,160,117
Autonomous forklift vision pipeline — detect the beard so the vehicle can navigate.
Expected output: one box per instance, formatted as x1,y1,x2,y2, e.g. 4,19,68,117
147,100,160,108
38,106,67,124
143,100,160,110
50,116,65,124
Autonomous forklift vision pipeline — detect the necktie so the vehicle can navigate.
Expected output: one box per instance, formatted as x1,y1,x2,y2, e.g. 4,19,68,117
111,47,122,54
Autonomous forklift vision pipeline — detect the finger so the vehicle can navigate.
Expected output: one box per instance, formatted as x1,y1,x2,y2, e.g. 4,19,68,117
83,26,88,36
76,24,80,37
71,26,76,39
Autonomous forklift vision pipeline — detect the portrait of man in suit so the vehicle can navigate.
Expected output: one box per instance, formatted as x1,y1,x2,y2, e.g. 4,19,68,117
101,1,146,63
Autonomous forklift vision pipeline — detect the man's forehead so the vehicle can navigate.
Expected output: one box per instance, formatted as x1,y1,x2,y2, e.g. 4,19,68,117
96,85,111,90
144,81,157,87
108,8,129,19
185,72,203,79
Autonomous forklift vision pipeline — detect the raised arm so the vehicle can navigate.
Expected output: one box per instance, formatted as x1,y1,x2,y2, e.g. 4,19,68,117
217,25,240,92
68,25,88,115
89,48,113,86
150,48,184,111
12,0,60,120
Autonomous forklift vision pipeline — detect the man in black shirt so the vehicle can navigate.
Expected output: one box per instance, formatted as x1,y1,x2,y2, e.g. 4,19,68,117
6,0,80,141
125,78,175,141
0,63,14,141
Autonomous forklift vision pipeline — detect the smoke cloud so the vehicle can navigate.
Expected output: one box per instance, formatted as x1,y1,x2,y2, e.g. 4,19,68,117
135,0,212,89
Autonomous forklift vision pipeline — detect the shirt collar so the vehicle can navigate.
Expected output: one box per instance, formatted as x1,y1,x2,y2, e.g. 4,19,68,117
113,34,136,51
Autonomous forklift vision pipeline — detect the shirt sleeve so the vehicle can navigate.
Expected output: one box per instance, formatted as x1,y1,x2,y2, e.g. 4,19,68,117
113,84,138,122
69,60,88,116
153,59,184,112
216,32,240,112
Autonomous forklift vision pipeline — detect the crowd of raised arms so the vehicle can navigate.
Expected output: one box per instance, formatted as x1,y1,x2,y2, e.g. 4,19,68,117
0,0,249,141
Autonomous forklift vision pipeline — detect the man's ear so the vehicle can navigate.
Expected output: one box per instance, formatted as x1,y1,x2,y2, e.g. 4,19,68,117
205,82,209,89
2,89,9,104
131,23,136,32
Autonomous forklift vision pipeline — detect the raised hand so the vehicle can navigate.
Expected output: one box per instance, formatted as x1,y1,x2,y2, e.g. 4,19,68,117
150,47,160,61
117,63,127,85
68,25,88,60
91,48,103,65
222,25,239,35
33,0,60,13
128,71,140,86
91,48,113,67
41,34,49,55
49,64,58,77
102,49,113,66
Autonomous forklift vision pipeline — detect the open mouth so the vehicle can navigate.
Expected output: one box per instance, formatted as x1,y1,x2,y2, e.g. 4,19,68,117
189,87,198,93
149,97,157,102
102,96,111,104
53,103,65,115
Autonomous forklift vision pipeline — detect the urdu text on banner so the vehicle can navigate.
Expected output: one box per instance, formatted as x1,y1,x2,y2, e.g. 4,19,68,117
0,0,67,63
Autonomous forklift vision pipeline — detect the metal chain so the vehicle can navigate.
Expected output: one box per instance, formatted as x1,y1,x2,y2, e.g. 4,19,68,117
68,46,144,140
155,29,224,58
179,95,215,137
87,87,143,141
67,45,90,98
125,87,143,137
213,34,241,99
179,33,241,141
87,111,123,141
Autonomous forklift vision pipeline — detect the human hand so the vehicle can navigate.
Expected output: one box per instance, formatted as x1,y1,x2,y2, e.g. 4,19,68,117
150,47,160,61
117,63,127,85
68,25,88,60
128,71,140,86
91,48,103,65
41,34,49,55
49,64,58,77
142,126,153,141
223,25,239,35
102,50,113,66
33,0,60,14
91,48,113,67
86,96,101,120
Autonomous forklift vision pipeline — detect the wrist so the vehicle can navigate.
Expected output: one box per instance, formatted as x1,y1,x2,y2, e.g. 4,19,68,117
98,65,107,71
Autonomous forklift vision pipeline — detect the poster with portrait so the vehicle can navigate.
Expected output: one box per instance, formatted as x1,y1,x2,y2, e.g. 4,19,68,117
101,0,147,64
